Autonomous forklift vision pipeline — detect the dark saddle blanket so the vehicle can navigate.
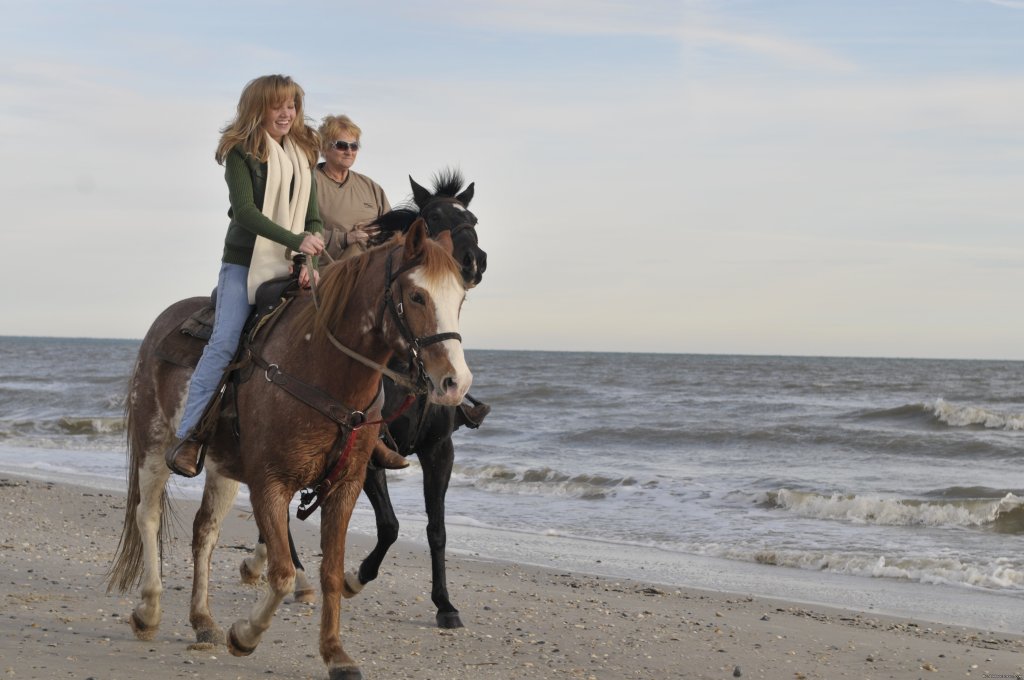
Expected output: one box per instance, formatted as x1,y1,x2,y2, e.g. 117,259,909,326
154,275,299,369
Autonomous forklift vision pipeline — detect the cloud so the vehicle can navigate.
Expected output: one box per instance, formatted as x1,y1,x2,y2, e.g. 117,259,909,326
412,0,857,72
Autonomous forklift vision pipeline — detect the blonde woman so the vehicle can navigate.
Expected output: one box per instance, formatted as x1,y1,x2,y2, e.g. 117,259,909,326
314,115,391,262
167,74,324,477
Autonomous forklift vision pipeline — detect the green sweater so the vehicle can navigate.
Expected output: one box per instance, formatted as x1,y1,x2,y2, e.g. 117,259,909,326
221,146,323,266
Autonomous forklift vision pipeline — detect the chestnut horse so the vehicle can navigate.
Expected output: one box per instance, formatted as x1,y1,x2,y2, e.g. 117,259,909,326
107,221,470,680
244,169,487,627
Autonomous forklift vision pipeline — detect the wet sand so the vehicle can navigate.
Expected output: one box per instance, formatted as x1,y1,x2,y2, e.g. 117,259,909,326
1,475,1021,679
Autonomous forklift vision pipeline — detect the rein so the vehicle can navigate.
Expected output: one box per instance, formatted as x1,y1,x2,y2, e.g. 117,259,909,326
305,250,423,394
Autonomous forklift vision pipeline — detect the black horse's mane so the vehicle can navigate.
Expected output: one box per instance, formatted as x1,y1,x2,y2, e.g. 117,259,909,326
375,208,420,234
373,168,468,236
430,168,467,199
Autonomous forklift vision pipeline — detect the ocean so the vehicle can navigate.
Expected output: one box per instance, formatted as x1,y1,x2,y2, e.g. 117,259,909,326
2,336,1022,632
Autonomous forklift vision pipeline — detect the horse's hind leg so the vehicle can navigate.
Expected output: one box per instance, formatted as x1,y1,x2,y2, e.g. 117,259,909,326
241,518,315,603
288,517,317,604
188,464,239,648
130,453,172,640
227,488,294,657
240,538,267,585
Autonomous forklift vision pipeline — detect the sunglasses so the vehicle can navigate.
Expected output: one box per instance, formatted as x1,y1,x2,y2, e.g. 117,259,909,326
330,140,360,151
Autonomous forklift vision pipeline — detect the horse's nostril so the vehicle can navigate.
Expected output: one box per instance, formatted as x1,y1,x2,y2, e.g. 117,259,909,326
442,377,457,392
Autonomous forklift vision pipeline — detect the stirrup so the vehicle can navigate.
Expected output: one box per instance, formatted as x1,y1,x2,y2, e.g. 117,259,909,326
165,436,206,478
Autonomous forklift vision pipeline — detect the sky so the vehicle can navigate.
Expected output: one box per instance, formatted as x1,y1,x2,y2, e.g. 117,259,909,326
1,0,1022,359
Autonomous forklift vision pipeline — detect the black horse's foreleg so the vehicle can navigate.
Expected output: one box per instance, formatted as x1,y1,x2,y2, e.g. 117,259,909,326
286,515,306,573
420,438,462,628
356,466,400,587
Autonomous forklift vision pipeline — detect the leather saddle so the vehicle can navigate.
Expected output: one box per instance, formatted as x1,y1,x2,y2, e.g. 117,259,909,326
155,273,300,369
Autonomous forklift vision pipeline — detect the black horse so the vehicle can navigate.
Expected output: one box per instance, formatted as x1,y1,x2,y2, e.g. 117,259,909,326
242,169,486,628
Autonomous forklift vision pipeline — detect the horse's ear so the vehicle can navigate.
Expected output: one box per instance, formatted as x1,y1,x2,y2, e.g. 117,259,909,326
410,176,431,208
456,182,474,207
403,218,429,263
436,229,454,255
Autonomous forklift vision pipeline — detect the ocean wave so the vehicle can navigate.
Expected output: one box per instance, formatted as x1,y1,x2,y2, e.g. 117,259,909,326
0,416,124,438
856,399,1024,431
759,488,1024,533
929,398,1024,430
451,463,642,500
713,546,1024,591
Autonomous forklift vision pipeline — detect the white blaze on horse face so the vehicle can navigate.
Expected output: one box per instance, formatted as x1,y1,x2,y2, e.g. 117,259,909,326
408,269,472,405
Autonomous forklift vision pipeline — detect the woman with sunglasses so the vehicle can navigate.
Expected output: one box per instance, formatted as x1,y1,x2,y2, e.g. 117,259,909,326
314,115,390,262
166,74,325,477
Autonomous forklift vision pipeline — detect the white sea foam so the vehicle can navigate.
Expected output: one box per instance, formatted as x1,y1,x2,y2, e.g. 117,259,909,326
703,544,1024,591
451,463,639,500
766,488,1024,529
930,398,1024,430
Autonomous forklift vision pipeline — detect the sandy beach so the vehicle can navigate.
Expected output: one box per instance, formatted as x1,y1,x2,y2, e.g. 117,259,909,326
1,475,1021,680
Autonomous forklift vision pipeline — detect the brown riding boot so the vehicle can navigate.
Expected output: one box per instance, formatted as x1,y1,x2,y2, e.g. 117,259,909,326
457,399,491,429
165,436,203,478
371,440,409,469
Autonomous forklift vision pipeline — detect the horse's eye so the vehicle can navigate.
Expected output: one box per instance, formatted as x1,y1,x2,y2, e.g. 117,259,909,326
410,291,426,305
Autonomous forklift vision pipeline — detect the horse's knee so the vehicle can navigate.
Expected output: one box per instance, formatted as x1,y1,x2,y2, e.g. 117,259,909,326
377,522,399,546
425,525,447,550
321,571,343,595
266,566,296,598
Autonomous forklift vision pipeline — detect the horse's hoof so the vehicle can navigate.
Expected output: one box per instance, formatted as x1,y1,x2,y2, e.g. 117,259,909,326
341,570,364,599
239,559,261,585
130,610,158,640
293,588,316,604
328,665,363,680
194,627,225,646
226,622,257,657
436,611,464,629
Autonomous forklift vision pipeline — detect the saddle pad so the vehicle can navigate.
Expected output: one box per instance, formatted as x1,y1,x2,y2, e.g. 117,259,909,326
154,303,214,368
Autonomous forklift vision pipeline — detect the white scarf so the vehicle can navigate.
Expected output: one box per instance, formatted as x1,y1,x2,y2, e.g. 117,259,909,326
246,133,312,303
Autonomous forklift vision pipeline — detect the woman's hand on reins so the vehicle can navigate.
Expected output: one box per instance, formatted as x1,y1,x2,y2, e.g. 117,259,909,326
347,221,380,247
299,233,325,256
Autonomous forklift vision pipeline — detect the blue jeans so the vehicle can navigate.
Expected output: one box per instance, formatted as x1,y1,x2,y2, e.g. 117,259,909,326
176,262,253,438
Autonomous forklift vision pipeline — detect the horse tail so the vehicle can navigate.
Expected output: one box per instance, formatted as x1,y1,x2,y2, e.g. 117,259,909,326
105,363,172,594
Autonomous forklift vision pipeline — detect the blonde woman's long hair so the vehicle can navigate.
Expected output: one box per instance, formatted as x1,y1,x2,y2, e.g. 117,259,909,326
215,75,320,167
